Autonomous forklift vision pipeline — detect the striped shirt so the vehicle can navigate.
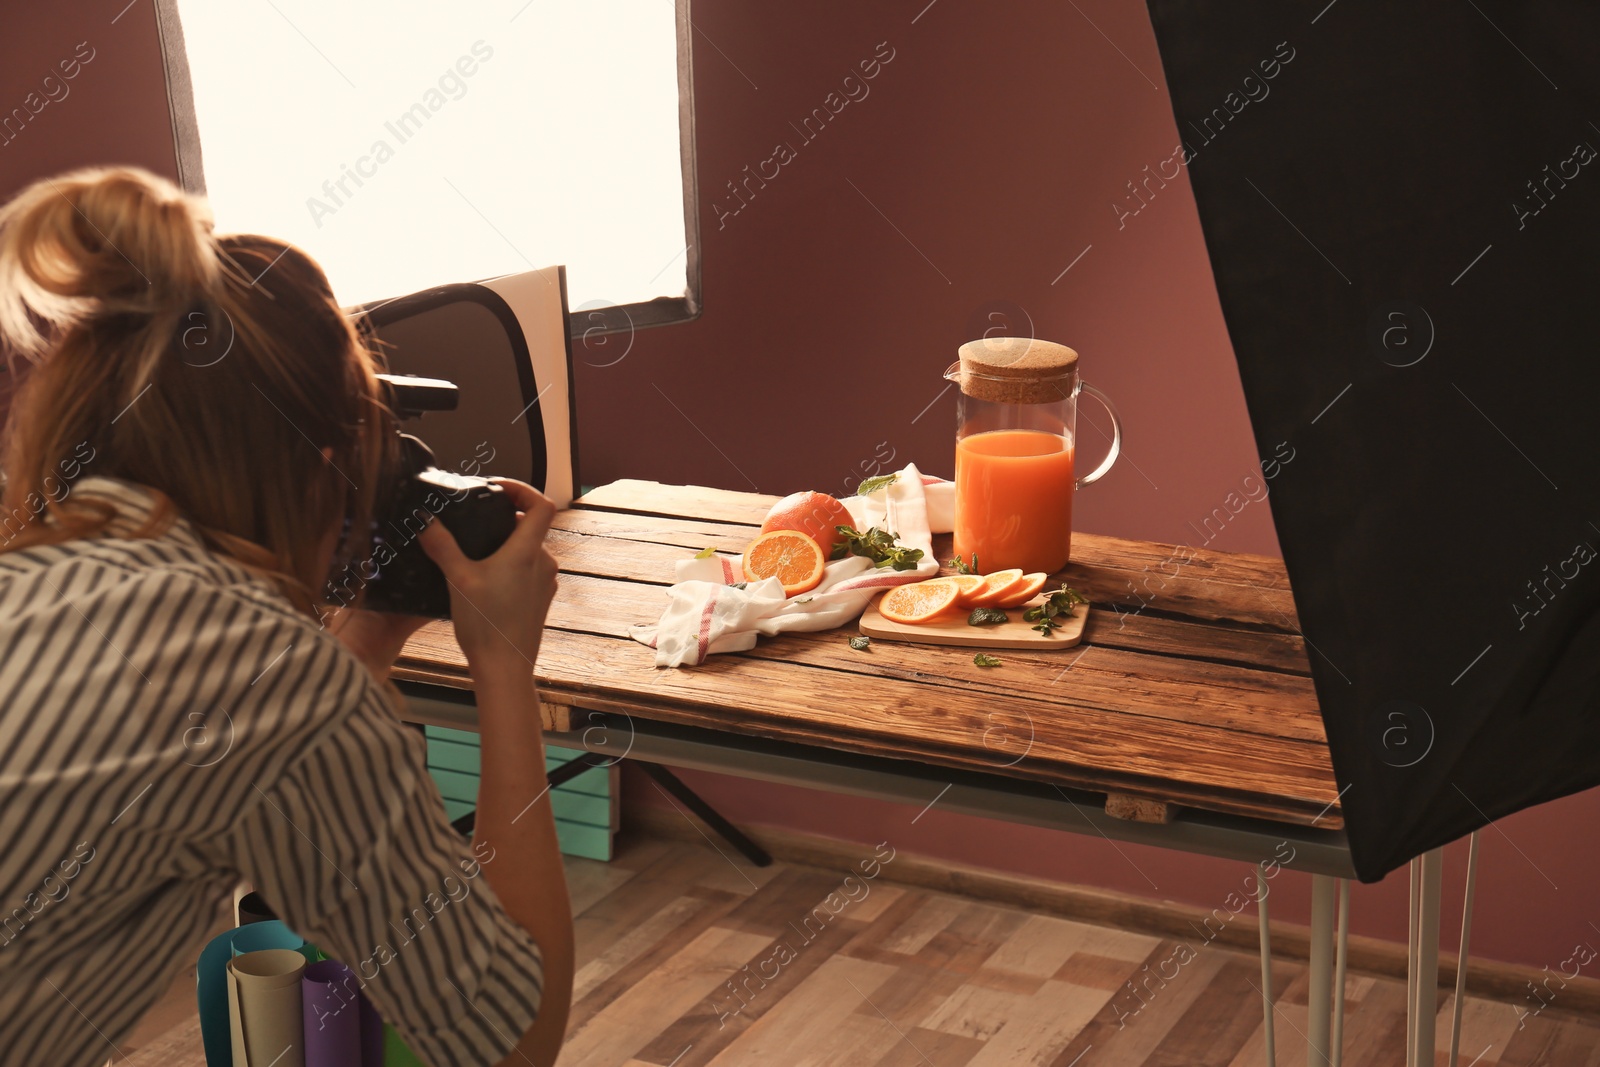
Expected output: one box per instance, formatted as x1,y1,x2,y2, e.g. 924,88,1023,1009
0,476,542,1067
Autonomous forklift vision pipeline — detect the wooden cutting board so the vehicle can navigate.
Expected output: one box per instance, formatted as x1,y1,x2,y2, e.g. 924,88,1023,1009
858,592,1089,649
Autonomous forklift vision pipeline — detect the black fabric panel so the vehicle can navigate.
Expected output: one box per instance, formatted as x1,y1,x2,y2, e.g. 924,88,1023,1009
1142,1,1600,880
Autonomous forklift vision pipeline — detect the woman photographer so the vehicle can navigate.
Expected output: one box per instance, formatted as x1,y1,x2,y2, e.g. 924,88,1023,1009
0,166,570,1067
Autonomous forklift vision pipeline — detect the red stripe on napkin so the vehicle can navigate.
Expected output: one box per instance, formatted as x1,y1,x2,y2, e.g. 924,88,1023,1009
696,588,718,663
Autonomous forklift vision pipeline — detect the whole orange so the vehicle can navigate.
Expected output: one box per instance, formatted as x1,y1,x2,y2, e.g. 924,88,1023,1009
760,491,853,559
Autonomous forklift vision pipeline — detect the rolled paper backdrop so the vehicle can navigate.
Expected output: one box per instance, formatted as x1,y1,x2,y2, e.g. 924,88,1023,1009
383,1022,427,1066
199,921,304,1067
231,921,303,957
227,959,248,1067
236,892,278,926
360,993,384,1067
229,949,308,1067
302,960,363,1067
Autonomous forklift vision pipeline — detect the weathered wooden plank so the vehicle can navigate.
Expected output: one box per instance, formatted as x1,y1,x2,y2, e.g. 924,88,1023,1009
415,570,1326,746
542,701,574,732
1073,531,1291,590
400,626,1338,825
557,505,1300,634
545,525,688,585
729,629,1326,745
1055,549,1297,632
548,516,1310,673
1080,610,1310,677
572,480,1296,615
1104,794,1177,824
554,506,758,549
575,479,776,525
614,575,1312,742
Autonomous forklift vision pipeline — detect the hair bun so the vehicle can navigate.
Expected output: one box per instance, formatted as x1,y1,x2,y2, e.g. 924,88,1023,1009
0,166,219,358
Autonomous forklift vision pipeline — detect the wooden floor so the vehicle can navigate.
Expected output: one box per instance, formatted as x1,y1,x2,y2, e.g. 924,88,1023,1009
125,833,1600,1066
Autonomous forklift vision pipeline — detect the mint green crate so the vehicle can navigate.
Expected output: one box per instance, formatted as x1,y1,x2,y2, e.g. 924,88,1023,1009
427,738,483,776
424,725,615,861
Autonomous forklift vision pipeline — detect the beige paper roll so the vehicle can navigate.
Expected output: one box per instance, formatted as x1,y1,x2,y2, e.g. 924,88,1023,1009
228,948,308,1067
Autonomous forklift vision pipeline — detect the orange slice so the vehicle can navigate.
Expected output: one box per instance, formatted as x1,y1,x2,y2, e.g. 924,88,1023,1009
878,578,963,624
966,568,1026,607
741,530,826,595
993,572,1050,608
943,573,989,605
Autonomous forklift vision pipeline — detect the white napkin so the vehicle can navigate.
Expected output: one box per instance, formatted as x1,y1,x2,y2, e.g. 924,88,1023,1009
631,463,955,666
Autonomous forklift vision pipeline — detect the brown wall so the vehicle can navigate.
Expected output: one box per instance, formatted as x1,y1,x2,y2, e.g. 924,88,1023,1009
6,1,1596,975
0,8,177,199
578,1,1276,560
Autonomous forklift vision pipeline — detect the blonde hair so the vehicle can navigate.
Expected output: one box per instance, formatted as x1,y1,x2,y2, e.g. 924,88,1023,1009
0,166,391,617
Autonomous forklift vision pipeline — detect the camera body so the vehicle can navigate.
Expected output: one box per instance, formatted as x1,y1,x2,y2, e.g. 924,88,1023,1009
350,373,518,618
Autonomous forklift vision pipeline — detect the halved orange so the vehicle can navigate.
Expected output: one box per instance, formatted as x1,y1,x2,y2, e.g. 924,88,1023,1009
994,572,1050,608
741,530,826,595
966,568,1026,607
878,578,963,624
943,573,989,605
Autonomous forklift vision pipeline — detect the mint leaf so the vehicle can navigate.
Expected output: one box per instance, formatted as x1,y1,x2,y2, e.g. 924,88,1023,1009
856,473,899,496
889,549,924,571
967,608,1009,626
694,546,716,559
973,653,1002,668
849,635,871,650
835,525,923,571
1025,584,1087,636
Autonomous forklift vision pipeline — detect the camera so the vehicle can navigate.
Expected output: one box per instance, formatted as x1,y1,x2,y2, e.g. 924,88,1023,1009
338,372,518,618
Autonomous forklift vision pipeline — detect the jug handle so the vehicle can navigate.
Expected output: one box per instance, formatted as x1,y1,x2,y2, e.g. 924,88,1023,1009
1076,382,1123,489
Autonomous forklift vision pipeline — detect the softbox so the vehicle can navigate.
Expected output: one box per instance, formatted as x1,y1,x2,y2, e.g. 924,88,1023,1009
1142,1,1600,880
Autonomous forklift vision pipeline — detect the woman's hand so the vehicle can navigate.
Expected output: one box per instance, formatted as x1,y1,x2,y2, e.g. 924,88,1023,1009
418,479,559,673
324,607,431,683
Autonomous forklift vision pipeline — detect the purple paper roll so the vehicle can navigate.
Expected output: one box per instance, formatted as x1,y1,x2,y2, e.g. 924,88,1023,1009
301,960,362,1067
359,991,384,1067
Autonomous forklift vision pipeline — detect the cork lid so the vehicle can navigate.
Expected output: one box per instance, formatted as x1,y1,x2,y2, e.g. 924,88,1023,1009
951,337,1080,404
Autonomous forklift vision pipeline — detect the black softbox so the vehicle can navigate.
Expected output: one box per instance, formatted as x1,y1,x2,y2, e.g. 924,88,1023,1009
1142,1,1600,880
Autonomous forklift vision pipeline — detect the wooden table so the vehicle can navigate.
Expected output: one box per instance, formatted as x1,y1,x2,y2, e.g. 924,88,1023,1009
392,478,1366,1066
397,478,1344,837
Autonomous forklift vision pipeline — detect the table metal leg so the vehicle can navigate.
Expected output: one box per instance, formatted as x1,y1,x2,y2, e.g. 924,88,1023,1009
1406,857,1420,1065
1410,848,1445,1067
448,751,616,838
1447,833,1482,1067
1332,878,1350,1067
640,762,773,867
549,750,616,789
1307,874,1337,1065
1257,863,1277,1067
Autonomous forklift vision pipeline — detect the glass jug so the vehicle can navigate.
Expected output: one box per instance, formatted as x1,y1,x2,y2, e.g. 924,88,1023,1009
945,337,1122,574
